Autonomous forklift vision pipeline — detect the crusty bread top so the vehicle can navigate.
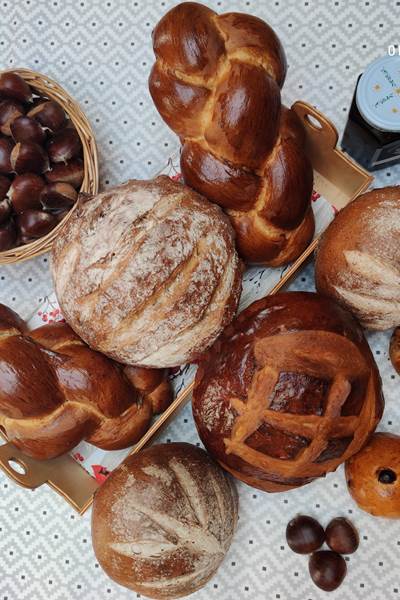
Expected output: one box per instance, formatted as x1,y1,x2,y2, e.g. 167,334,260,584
52,175,241,368
315,186,400,330
92,442,238,598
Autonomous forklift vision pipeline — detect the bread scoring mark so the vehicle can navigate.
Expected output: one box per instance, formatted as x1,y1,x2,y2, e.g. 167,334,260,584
110,539,177,558
334,285,400,329
139,243,239,366
142,464,174,486
110,501,224,557
344,250,400,289
168,459,209,527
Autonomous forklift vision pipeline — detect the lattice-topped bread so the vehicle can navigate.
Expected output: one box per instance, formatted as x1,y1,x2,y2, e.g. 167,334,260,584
149,2,314,266
52,175,242,368
193,292,383,492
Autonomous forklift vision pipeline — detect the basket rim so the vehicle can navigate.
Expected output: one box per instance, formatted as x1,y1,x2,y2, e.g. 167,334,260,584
0,67,99,264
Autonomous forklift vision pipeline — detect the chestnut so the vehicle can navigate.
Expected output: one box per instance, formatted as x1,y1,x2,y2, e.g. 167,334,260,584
8,173,45,213
0,218,17,251
10,142,49,175
45,158,84,188
11,115,46,145
16,209,58,239
0,174,10,198
0,100,25,136
309,550,347,592
0,72,32,104
286,515,325,554
47,128,82,163
0,198,11,225
41,182,77,210
27,100,66,132
325,517,359,555
0,137,14,174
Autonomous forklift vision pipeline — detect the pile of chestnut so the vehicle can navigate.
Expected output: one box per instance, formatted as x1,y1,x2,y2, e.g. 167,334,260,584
0,71,83,251
286,515,359,592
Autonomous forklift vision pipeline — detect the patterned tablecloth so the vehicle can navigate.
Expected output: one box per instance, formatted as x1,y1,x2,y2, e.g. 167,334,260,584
1,1,400,599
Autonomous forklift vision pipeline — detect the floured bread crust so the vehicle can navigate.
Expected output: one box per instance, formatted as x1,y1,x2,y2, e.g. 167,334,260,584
91,442,238,599
315,186,400,330
52,175,242,367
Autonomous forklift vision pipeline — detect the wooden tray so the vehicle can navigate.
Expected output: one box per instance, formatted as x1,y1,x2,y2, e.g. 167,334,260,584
0,101,373,514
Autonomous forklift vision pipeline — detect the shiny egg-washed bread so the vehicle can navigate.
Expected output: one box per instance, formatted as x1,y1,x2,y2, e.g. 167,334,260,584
345,433,400,518
92,442,238,599
149,2,314,266
193,292,383,492
52,176,242,368
315,186,400,330
0,305,172,460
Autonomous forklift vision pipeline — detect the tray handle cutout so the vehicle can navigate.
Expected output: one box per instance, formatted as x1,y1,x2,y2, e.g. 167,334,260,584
0,440,99,511
293,101,339,149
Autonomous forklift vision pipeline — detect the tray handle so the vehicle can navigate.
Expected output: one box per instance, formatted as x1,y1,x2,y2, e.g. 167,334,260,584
292,101,339,149
0,440,99,511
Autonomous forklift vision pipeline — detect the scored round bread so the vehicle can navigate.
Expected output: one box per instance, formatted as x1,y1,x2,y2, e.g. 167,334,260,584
315,186,400,330
91,442,238,599
51,175,242,368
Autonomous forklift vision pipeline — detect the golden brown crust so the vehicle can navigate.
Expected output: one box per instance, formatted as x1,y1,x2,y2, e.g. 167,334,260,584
315,186,400,330
0,308,173,459
92,442,238,599
149,3,314,265
192,292,383,492
345,432,400,518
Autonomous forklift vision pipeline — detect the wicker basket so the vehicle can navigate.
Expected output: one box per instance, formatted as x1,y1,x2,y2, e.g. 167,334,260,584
0,68,99,264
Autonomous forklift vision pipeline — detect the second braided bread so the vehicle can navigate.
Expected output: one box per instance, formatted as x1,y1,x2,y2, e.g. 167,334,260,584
149,1,314,266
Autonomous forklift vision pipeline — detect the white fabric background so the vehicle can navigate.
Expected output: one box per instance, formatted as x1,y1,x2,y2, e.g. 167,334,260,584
0,1,400,599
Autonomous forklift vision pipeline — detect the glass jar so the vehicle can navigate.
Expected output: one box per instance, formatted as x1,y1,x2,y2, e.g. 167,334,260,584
341,55,400,171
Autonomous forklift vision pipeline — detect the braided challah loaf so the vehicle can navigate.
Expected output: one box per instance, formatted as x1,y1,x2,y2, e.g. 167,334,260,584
149,2,314,266
193,292,383,492
0,304,172,460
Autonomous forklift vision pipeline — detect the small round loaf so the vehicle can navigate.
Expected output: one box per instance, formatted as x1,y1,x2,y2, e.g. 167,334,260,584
315,186,400,330
193,292,383,492
52,175,242,368
345,432,400,518
92,442,238,599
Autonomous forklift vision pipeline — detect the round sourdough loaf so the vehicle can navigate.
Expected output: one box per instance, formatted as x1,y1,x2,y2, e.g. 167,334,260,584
52,175,242,367
315,186,400,330
91,442,238,599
